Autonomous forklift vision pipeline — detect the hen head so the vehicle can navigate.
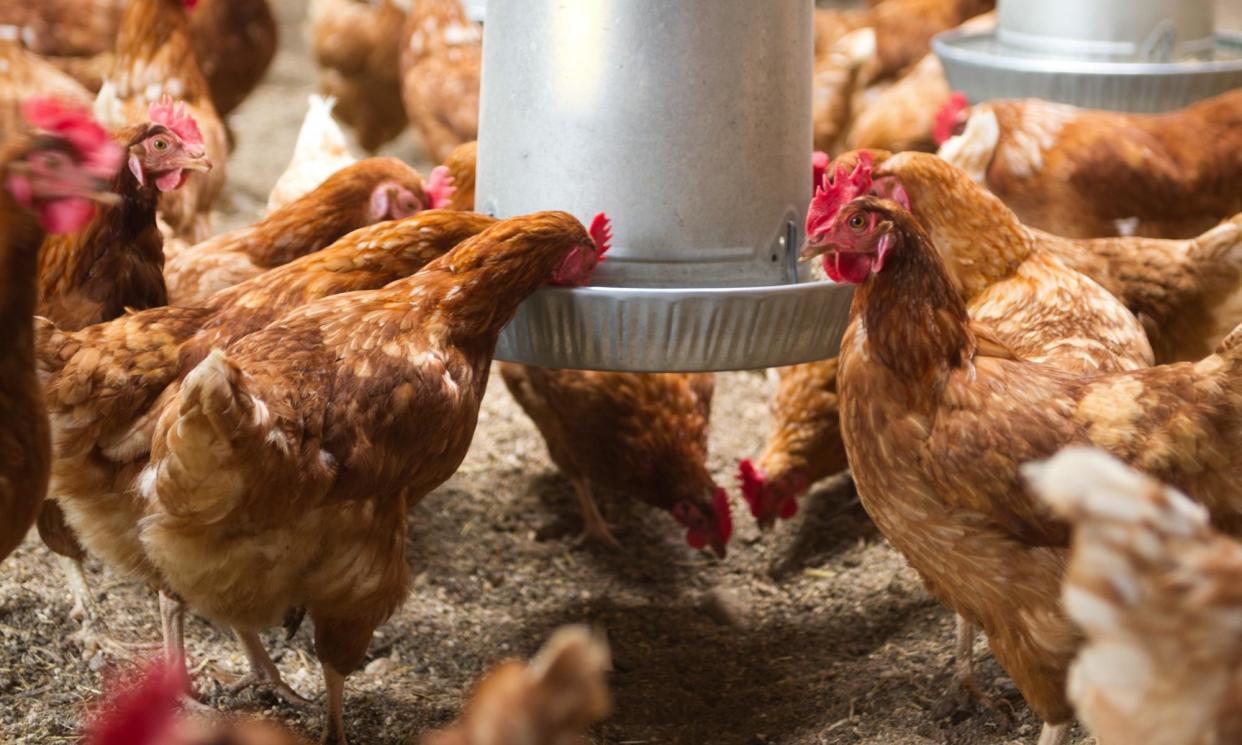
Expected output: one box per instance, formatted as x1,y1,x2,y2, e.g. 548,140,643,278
933,92,970,146
805,151,912,283
369,180,429,222
803,195,909,285
737,459,803,530
548,212,611,287
672,487,733,558
130,99,212,192
6,97,122,233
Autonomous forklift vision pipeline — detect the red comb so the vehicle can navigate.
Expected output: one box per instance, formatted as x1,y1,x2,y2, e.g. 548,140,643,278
806,152,874,238
737,459,766,518
812,150,829,191
933,91,969,145
713,487,734,546
589,212,612,260
82,658,188,745
182,0,198,10
22,96,121,175
148,97,203,149
423,165,456,209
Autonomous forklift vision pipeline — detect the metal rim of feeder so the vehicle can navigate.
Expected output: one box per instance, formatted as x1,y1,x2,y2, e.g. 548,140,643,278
478,0,850,372
935,0,1242,112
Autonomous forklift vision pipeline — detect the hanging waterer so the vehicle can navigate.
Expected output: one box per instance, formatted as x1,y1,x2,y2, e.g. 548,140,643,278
477,0,850,372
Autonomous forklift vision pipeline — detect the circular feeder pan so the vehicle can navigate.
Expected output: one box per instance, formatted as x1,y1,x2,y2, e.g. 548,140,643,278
934,30,1242,111
495,280,853,372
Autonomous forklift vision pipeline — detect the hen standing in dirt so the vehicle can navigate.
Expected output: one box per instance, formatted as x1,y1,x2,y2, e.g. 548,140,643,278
142,212,609,744
808,195,1242,744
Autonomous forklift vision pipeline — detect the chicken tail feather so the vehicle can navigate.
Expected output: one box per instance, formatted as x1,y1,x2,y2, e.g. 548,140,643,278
153,349,263,520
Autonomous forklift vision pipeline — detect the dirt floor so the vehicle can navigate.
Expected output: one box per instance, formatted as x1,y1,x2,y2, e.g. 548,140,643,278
5,2,1242,744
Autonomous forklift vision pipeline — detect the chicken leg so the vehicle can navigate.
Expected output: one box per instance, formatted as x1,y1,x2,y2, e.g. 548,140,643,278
228,628,315,711
931,615,1011,724
62,555,158,659
572,478,621,548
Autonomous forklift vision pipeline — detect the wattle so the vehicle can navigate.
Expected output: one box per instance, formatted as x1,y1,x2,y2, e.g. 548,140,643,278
155,169,185,192
828,252,875,284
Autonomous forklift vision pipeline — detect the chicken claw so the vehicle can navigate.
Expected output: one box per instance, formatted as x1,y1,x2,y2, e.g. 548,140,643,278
228,628,316,712
62,557,160,659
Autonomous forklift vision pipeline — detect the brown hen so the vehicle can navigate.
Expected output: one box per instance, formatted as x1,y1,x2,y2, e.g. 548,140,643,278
399,0,480,162
309,0,408,152
38,210,495,681
940,88,1242,239
501,366,733,558
813,196,1242,744
141,212,606,743
163,158,435,304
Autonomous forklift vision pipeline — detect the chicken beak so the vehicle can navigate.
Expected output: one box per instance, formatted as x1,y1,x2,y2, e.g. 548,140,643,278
179,155,212,173
800,237,828,261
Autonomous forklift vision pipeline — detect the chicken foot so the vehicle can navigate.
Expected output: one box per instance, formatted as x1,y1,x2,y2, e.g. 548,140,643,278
571,479,621,549
62,555,159,659
159,591,211,712
227,628,316,711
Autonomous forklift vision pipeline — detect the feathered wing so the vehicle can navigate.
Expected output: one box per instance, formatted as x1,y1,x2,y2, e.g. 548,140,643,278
1042,215,1242,363
1028,448,1242,745
150,343,337,527
37,307,211,460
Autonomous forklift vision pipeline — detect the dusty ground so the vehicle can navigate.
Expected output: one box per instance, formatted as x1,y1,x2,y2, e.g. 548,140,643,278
5,2,1242,744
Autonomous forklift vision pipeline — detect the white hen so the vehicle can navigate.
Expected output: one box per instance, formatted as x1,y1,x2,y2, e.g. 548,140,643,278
266,94,357,213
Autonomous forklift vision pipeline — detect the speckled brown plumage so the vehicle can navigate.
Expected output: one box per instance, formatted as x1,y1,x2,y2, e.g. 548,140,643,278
942,90,1242,239
834,197,1242,729
39,209,494,590
399,0,480,162
1038,216,1242,363
142,212,596,743
441,140,476,212
752,358,848,511
163,158,432,305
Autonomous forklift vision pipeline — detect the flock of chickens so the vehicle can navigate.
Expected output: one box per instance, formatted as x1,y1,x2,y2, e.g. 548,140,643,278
1,0,1242,743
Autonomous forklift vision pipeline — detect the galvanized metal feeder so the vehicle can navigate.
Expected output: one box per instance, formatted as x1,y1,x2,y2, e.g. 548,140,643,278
935,0,1242,111
478,0,850,372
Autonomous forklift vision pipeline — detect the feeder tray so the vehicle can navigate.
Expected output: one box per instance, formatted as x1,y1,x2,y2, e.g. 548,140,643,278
478,0,849,372
935,0,1242,111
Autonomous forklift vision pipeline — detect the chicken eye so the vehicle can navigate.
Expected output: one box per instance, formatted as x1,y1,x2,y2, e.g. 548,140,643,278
37,152,67,170
848,214,865,230
151,138,169,151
